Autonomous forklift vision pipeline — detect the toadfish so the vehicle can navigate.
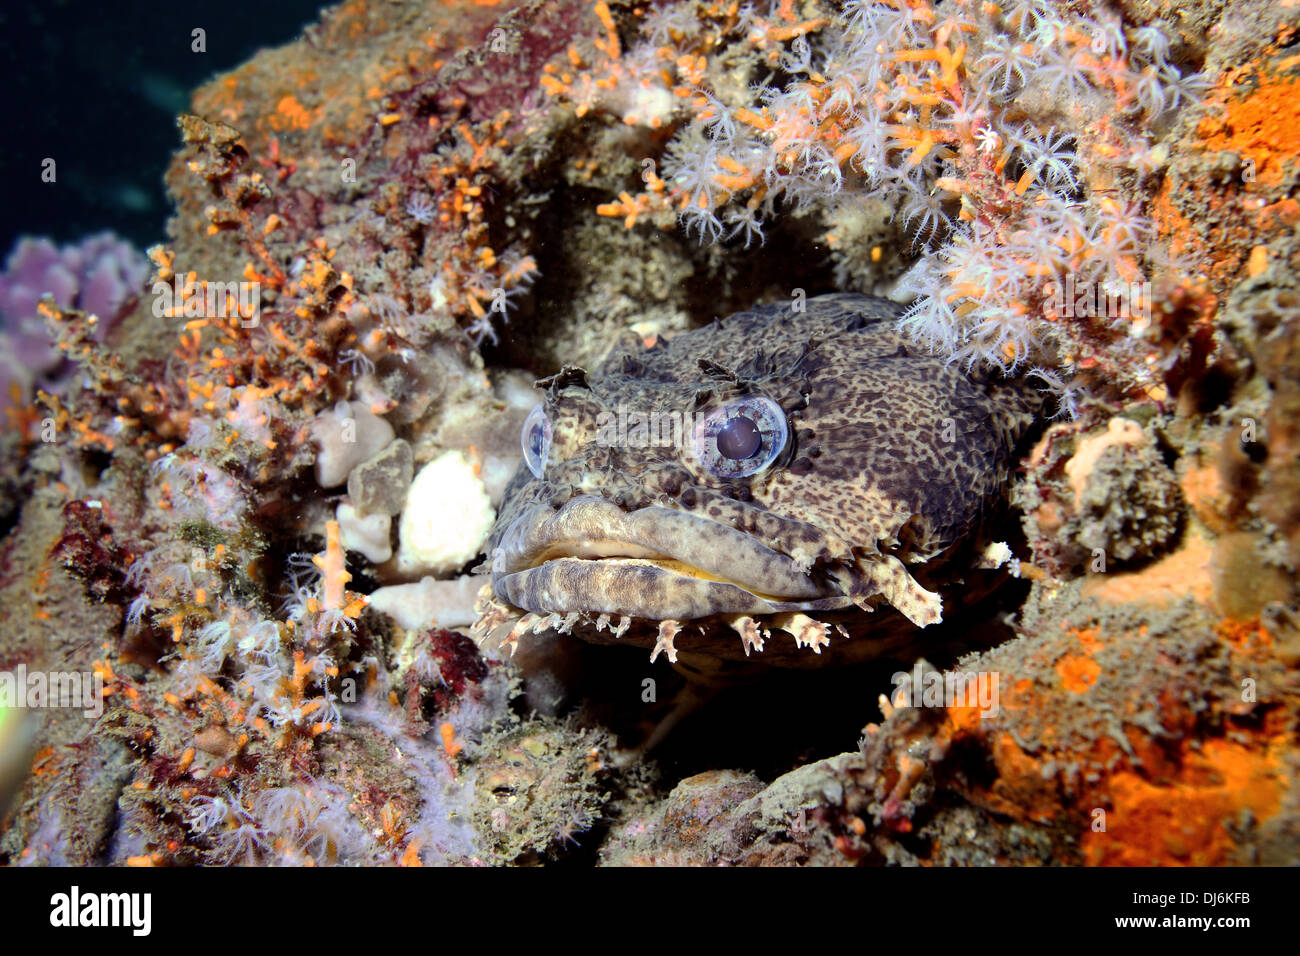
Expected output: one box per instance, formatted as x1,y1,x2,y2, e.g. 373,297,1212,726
472,294,1040,667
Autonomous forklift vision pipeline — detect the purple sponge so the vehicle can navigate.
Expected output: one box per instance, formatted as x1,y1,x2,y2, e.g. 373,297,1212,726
0,233,150,405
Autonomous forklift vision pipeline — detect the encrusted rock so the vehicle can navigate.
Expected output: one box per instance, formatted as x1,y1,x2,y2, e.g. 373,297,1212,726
311,400,395,488
1070,420,1185,565
1019,416,1186,572
347,438,413,517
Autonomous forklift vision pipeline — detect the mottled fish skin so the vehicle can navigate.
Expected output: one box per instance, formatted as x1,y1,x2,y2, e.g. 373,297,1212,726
475,293,1041,664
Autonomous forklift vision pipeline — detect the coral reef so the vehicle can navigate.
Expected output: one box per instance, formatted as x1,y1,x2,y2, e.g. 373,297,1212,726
0,0,1296,868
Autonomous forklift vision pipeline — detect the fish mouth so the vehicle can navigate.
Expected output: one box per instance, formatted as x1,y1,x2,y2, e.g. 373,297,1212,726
490,495,851,620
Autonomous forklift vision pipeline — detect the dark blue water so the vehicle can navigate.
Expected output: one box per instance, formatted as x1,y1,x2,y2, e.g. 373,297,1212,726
0,0,325,254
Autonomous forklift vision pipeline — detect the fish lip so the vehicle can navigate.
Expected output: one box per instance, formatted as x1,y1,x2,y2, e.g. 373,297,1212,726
493,557,771,620
490,494,843,616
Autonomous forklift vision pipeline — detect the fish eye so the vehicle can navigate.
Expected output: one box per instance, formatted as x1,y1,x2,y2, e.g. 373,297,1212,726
691,396,787,478
521,404,552,479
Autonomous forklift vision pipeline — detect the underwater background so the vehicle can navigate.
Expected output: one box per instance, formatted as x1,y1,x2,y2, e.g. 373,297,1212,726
0,1,325,251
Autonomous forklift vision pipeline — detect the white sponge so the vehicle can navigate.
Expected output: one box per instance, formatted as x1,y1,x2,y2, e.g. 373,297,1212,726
336,502,392,564
396,450,495,576
367,574,485,631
